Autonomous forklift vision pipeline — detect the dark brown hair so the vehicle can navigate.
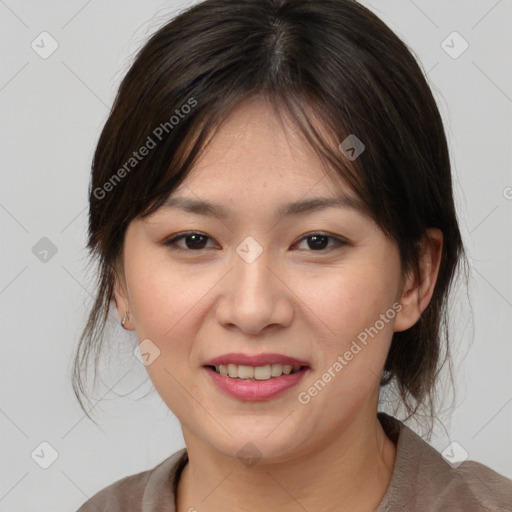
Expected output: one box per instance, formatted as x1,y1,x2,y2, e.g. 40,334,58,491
71,0,468,430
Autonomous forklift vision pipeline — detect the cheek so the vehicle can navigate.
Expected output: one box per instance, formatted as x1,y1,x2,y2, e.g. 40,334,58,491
124,248,199,336
299,258,399,387
302,263,396,335
124,251,203,411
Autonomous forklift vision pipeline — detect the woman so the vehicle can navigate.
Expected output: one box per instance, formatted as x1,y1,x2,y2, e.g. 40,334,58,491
74,0,512,510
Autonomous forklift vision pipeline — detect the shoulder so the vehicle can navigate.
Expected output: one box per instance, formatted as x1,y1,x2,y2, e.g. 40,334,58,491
377,413,512,512
405,458,512,511
444,459,512,510
75,470,150,512
75,448,188,512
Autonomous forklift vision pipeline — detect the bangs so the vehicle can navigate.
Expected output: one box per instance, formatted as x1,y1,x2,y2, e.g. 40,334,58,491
138,90,374,230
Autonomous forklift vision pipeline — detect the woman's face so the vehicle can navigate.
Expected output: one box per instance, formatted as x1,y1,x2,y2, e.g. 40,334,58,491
115,98,414,462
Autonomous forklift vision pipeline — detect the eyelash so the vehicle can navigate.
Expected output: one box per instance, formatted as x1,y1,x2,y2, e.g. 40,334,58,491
161,231,348,253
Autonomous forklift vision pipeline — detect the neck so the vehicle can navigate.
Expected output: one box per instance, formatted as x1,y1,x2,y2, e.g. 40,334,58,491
176,411,396,512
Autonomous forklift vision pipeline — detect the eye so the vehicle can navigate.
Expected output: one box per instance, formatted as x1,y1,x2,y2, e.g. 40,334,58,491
294,232,347,252
162,232,217,251
162,231,347,253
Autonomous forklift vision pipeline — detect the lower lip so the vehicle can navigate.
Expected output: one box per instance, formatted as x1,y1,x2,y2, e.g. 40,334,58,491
204,366,309,401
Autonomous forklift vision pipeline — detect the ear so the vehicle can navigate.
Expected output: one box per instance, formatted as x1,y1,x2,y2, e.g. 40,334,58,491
394,228,443,332
112,260,133,330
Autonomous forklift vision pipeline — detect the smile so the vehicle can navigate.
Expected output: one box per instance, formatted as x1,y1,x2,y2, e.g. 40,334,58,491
203,365,310,401
207,363,306,380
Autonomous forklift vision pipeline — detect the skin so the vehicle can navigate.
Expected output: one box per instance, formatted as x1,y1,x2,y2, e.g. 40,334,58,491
113,97,443,512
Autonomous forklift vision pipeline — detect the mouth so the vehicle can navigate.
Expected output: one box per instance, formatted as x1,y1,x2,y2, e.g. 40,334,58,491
204,363,309,381
203,363,310,401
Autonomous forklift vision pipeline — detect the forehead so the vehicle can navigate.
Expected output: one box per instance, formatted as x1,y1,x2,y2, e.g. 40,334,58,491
155,101,371,224
173,97,355,200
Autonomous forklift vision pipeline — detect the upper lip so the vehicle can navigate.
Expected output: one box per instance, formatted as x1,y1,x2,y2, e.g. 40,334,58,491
203,353,310,368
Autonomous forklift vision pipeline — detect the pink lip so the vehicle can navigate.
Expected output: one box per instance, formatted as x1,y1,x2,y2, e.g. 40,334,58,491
202,352,310,368
204,366,309,401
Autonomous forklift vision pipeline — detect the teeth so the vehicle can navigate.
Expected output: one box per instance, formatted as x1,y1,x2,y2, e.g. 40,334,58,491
227,363,238,378
254,365,271,380
213,363,302,380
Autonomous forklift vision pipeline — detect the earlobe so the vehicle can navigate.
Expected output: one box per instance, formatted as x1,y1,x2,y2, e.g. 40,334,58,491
393,229,443,333
113,275,131,329
393,273,418,333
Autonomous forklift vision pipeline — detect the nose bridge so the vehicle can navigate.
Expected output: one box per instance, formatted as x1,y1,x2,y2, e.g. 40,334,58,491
218,235,291,332
233,235,275,304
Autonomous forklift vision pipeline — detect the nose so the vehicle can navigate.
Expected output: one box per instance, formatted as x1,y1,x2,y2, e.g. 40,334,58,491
215,241,293,335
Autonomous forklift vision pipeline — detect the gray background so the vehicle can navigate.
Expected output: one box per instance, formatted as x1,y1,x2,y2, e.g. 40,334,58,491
0,0,511,510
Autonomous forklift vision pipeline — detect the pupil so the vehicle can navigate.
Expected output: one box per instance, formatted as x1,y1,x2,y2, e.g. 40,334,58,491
308,235,328,250
187,234,206,249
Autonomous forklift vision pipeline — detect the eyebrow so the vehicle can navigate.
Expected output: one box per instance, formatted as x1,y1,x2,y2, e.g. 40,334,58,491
161,193,367,220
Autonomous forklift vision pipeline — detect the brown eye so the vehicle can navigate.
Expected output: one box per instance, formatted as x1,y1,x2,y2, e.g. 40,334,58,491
163,232,216,251
162,231,347,253
295,233,347,252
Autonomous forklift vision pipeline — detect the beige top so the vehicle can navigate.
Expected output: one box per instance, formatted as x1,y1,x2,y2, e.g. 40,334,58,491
76,412,512,511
